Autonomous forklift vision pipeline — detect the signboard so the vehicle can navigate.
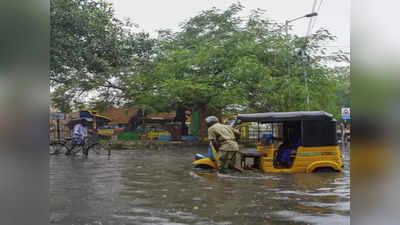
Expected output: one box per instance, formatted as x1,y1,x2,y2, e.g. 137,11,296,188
341,107,350,120
50,112,65,120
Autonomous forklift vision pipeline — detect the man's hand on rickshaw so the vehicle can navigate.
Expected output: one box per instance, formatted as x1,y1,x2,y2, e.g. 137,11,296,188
211,140,220,152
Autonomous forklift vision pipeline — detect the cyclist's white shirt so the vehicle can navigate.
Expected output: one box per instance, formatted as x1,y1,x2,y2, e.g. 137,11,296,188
73,124,87,138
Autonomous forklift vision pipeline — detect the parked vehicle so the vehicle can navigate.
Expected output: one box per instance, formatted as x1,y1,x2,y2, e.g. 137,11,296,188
193,111,342,173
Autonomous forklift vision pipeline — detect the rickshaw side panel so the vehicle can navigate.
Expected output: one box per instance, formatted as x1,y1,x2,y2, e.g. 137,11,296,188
294,146,342,172
257,144,278,156
259,145,342,173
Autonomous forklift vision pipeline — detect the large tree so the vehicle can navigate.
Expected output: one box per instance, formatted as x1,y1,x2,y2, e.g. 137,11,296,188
50,1,349,131
50,0,155,112
129,4,349,135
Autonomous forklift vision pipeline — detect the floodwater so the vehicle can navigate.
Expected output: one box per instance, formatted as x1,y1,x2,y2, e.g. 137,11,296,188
50,145,350,225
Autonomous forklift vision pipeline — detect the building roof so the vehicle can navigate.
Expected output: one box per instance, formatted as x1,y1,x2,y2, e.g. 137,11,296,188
147,112,176,120
60,108,176,126
100,108,139,125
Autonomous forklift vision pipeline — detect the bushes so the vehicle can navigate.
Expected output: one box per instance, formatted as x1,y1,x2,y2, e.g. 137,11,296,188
117,132,140,141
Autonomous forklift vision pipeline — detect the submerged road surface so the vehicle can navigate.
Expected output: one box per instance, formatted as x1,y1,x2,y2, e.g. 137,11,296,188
50,145,350,225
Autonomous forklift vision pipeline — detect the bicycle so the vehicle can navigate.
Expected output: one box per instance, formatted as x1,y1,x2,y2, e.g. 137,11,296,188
49,138,85,155
49,136,111,156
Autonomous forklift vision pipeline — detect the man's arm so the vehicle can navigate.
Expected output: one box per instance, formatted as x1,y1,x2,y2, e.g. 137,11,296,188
233,128,240,141
79,125,86,137
211,140,220,151
208,128,220,151
229,126,240,141
83,127,88,137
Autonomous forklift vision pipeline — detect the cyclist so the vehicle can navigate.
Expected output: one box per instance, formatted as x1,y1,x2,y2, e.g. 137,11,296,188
66,118,88,155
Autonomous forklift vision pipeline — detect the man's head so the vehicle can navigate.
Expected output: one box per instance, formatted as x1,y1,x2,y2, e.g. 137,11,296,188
80,118,91,126
205,116,219,127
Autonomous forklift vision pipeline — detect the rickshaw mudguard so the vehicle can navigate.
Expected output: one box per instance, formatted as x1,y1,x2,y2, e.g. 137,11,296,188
192,158,217,169
306,161,341,173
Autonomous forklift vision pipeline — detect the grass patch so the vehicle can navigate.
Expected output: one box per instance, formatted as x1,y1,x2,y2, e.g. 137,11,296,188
118,132,140,141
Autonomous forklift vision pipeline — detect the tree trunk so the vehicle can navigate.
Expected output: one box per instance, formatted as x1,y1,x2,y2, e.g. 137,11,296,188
200,106,207,139
165,122,182,141
175,106,187,136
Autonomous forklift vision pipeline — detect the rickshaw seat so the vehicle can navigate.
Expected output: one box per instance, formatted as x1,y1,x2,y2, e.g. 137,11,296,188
240,151,266,158
239,151,267,168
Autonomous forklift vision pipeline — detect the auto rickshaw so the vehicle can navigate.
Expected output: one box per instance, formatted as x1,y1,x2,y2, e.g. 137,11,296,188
192,111,342,173
67,110,112,137
78,110,111,130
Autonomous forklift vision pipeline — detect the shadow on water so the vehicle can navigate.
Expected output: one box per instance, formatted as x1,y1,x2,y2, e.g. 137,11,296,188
50,144,350,225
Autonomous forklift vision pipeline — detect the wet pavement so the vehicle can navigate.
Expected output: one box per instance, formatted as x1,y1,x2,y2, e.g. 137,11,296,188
50,145,350,225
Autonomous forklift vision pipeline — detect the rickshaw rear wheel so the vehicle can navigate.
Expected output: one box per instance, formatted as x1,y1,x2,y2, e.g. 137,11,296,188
312,167,338,173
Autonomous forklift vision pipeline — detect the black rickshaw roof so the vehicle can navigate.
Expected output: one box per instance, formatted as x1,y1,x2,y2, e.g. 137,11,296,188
237,111,333,122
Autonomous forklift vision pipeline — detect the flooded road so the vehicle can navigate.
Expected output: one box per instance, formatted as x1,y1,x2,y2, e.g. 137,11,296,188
50,145,350,225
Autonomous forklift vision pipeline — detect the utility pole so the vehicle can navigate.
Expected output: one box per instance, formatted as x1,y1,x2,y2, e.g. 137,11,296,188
284,12,317,109
285,20,291,108
301,49,310,111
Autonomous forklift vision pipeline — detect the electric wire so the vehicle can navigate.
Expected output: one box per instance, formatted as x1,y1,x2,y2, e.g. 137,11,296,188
311,0,324,32
306,0,318,37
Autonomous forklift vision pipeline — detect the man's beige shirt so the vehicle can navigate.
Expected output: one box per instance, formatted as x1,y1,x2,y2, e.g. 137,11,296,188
208,123,239,151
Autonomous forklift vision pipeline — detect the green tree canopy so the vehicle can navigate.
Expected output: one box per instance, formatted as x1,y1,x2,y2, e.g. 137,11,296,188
50,0,156,112
50,2,350,122
129,4,349,118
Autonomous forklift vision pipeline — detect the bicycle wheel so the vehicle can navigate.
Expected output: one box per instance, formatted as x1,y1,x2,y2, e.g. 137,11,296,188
50,142,68,155
86,142,111,156
69,145,84,155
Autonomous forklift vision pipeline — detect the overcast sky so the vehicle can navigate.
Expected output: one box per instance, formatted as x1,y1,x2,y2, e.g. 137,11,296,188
110,0,349,52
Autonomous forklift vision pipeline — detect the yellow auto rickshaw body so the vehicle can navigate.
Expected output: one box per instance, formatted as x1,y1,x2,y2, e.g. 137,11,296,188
79,109,112,129
257,145,342,173
97,128,114,137
237,111,342,173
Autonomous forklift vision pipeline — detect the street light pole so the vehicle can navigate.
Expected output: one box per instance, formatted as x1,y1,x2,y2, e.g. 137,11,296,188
284,12,317,110
285,20,290,107
301,49,310,111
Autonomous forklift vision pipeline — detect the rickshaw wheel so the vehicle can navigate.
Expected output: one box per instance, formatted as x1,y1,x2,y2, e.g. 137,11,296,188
312,167,338,173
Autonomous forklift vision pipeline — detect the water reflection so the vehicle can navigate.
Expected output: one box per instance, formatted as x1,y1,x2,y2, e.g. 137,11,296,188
50,145,350,225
